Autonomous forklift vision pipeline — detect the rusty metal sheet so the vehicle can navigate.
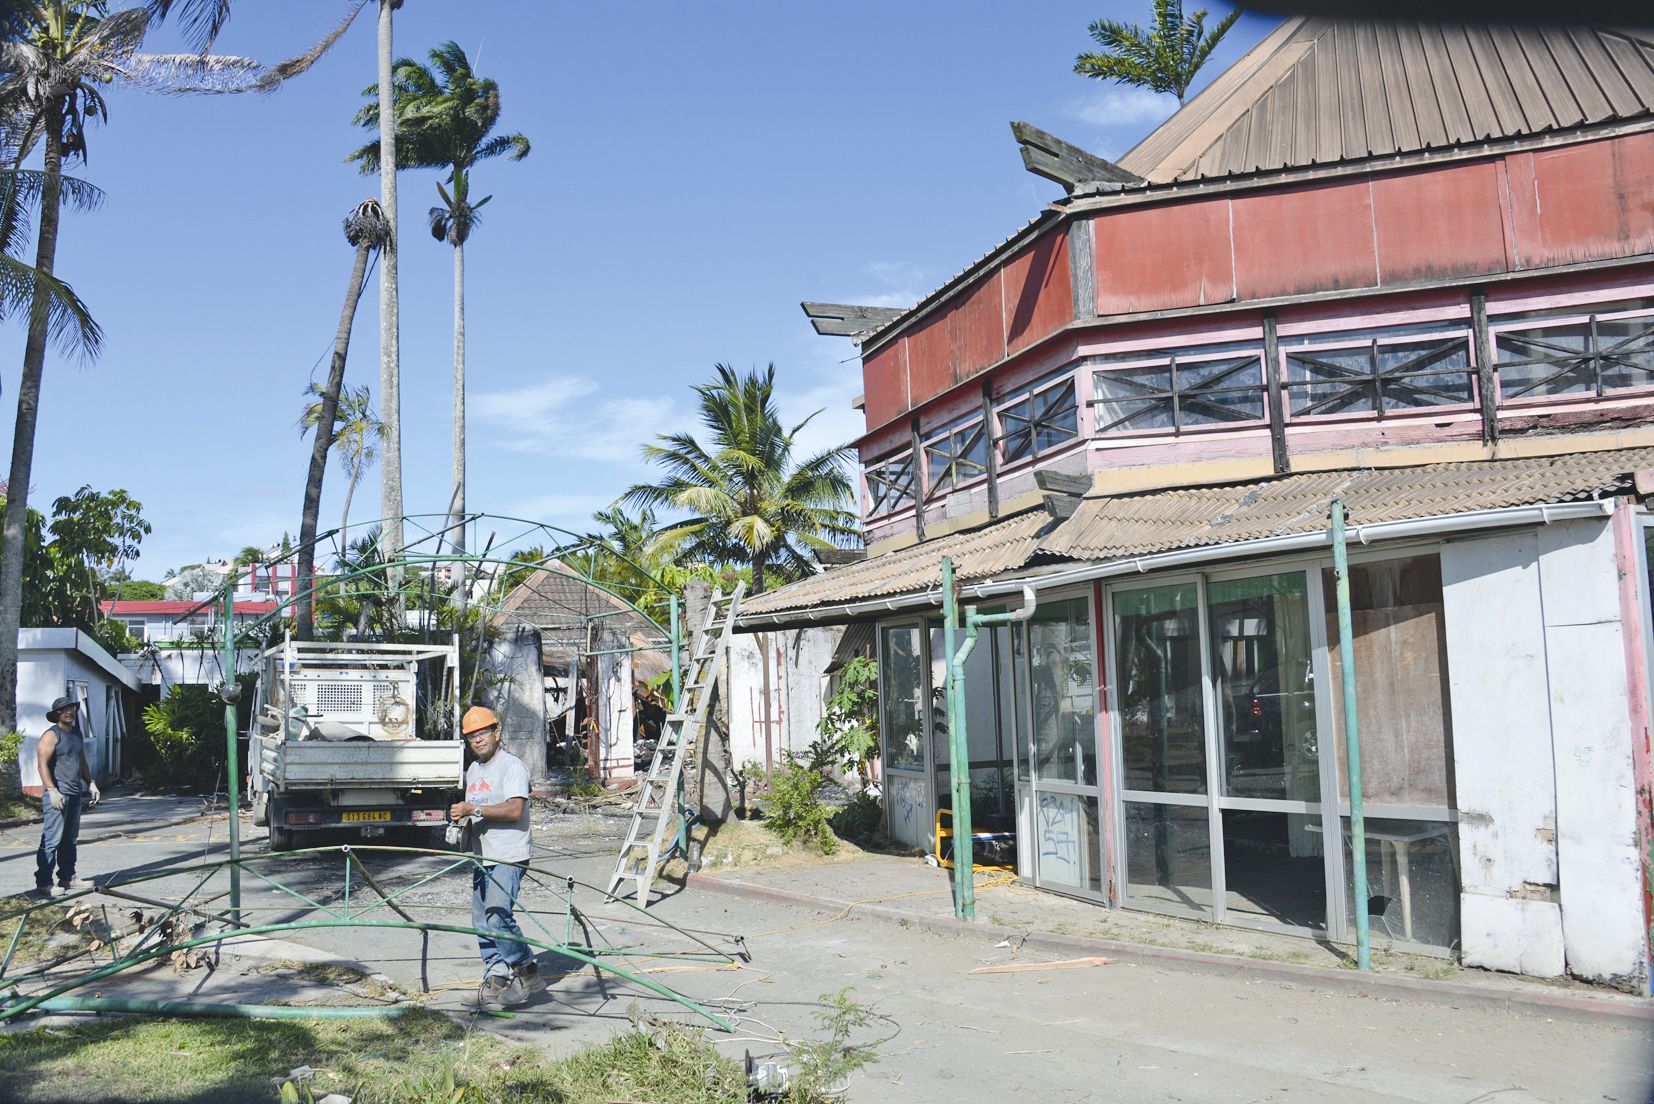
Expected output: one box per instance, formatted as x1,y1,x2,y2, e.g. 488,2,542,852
1117,19,1654,186
1231,179,1377,300
903,272,1005,410
1004,230,1071,355
859,339,909,432
1094,197,1235,314
1371,160,1508,283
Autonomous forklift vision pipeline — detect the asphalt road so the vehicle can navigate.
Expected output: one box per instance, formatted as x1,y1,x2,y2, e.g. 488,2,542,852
1,802,1649,1104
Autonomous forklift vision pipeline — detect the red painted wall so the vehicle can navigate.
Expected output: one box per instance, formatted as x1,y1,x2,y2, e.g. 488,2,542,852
861,129,1654,434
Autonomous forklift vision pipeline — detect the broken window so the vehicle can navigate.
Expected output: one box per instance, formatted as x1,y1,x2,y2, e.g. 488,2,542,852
1091,351,1267,435
1283,329,1474,418
997,373,1079,463
864,451,915,517
923,416,988,497
1493,308,1654,401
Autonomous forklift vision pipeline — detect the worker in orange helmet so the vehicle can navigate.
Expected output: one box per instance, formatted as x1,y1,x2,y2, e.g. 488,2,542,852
450,704,540,1006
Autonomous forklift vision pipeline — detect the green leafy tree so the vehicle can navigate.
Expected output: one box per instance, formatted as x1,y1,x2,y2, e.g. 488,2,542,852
621,364,860,595
294,200,389,638
112,578,164,600
1074,0,1239,105
0,0,266,732
349,40,529,556
42,484,149,626
815,655,879,785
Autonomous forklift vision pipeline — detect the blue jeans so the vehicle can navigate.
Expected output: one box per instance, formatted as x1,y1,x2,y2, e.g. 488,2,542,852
35,794,83,889
471,863,531,977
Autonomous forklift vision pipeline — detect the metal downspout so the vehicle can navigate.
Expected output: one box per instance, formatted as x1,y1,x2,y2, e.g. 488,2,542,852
1331,500,1370,970
221,586,242,927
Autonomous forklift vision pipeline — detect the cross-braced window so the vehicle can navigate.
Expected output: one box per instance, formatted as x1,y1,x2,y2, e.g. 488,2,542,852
1283,331,1473,418
1493,310,1654,402
997,375,1079,463
1090,353,1266,435
923,417,988,499
865,452,915,517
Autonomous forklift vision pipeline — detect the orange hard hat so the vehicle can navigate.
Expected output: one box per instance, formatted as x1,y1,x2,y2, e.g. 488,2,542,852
461,705,499,735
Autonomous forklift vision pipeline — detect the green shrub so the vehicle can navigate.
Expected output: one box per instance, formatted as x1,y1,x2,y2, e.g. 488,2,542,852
137,685,226,792
788,987,883,1101
829,790,882,846
765,753,836,855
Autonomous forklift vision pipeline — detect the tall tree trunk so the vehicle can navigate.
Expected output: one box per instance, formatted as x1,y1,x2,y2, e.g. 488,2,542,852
295,241,373,641
376,0,403,568
445,237,465,555
0,113,64,733
750,551,766,596
340,465,359,558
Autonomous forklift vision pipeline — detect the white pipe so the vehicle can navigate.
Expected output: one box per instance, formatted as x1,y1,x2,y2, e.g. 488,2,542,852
735,498,1616,627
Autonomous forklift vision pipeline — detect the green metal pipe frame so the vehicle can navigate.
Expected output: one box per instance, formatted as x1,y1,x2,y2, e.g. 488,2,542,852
0,846,742,1030
1331,499,1372,971
940,557,1036,921
7,996,410,1020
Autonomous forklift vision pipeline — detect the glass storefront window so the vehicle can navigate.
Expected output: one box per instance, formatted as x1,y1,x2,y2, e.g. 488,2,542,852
1035,792,1104,895
1208,573,1320,802
1341,817,1460,951
1028,596,1097,785
1123,802,1211,913
1114,584,1206,793
880,625,925,771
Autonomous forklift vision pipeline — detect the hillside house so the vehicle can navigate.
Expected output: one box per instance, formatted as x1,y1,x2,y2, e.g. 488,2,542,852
746,17,1654,990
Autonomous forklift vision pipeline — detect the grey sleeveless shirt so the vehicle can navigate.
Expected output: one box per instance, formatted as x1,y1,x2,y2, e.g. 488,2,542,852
46,722,85,796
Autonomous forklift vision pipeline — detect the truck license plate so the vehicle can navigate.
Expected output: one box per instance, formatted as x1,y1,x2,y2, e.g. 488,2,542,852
341,811,392,824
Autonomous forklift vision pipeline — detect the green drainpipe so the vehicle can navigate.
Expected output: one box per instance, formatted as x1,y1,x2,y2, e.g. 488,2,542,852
1331,499,1371,971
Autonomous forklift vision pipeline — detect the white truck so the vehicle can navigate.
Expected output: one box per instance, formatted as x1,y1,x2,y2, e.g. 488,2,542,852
247,638,465,851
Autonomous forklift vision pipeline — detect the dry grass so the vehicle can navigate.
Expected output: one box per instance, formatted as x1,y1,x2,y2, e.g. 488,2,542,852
661,816,870,880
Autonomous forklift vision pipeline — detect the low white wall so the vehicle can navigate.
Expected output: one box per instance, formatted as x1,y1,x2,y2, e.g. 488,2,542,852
727,627,842,773
1442,517,1646,986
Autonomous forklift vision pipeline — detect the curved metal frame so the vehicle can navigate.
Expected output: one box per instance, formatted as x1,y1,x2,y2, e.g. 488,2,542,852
1,846,740,1030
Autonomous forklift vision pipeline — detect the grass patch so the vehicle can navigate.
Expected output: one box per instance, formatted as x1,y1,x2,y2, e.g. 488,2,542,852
663,816,868,878
0,1007,756,1104
0,896,94,968
0,793,34,821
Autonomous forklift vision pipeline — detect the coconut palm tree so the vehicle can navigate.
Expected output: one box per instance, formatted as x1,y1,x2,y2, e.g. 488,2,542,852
620,364,860,596
348,40,529,556
300,381,381,563
294,199,389,638
1074,0,1238,106
0,1,264,732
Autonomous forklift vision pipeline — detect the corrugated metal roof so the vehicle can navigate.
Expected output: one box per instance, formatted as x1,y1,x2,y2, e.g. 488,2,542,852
1041,448,1652,560
498,562,660,639
740,510,1053,616
1117,18,1654,185
744,447,1653,619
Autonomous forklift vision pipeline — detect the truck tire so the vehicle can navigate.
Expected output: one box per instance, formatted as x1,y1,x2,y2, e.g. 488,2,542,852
267,798,294,852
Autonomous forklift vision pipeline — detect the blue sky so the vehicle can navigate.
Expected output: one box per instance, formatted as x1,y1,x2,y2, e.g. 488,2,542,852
4,0,1271,577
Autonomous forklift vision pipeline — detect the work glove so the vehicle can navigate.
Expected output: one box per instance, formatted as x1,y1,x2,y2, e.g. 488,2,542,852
88,782,100,806
46,790,64,811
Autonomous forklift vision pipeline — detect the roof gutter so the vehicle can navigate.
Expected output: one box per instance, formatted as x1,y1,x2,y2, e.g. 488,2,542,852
736,498,1617,628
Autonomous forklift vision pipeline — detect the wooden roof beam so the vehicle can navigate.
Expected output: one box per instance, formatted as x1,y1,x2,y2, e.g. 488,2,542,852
1011,121,1146,194
800,301,907,340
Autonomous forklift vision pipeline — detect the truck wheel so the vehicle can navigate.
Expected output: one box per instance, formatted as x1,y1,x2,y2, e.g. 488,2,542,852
267,798,294,852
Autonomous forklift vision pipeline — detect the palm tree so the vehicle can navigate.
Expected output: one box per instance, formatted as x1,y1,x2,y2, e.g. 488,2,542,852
1074,0,1239,106
294,199,389,638
348,40,529,557
373,0,403,572
0,1,264,732
300,381,381,562
620,364,860,596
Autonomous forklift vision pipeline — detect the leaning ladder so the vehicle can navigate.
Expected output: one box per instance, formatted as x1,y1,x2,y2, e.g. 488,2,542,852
605,581,746,905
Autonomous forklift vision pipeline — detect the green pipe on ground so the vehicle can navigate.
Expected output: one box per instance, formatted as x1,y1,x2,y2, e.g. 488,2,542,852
10,996,410,1020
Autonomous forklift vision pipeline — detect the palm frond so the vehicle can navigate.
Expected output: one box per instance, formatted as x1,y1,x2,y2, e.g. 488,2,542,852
145,0,232,52
119,51,264,94
251,0,371,94
0,251,100,360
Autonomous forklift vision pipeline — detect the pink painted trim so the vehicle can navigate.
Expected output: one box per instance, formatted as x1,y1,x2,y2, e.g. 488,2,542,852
1485,269,1654,316
1611,502,1654,994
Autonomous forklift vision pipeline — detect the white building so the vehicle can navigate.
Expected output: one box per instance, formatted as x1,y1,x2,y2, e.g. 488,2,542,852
15,628,139,793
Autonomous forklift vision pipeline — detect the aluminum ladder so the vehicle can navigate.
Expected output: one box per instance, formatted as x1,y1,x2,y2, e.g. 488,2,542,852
605,581,745,905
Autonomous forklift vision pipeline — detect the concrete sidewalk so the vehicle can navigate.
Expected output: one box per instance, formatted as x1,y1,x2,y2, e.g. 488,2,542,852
688,852,1654,1026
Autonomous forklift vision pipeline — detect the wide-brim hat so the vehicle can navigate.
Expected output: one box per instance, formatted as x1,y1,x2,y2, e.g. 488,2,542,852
45,695,78,722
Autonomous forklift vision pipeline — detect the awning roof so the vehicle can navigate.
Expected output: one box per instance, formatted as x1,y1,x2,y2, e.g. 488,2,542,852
740,446,1652,625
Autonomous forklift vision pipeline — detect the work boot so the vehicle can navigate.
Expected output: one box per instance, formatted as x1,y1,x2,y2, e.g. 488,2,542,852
478,972,511,1009
57,877,96,892
515,960,545,996
27,885,52,900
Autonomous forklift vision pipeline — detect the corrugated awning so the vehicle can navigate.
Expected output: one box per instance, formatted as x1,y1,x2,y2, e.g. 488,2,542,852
741,446,1652,626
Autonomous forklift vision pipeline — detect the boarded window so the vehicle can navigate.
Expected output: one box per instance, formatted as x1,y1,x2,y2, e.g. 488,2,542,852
1091,352,1267,435
997,374,1079,462
1321,554,1454,809
1284,332,1474,418
1494,309,1654,401
923,417,988,497
865,452,915,517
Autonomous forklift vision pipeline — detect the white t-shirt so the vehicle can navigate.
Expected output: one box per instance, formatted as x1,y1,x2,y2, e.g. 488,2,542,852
463,749,532,863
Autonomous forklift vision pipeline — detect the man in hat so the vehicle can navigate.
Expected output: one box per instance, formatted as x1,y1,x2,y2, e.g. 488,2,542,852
34,695,100,897
449,704,540,1006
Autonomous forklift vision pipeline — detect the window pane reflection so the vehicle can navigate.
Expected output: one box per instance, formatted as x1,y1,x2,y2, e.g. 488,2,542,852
1115,584,1206,793
1035,792,1103,896
1342,817,1460,951
880,625,925,771
1124,802,1211,913
1028,597,1097,785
